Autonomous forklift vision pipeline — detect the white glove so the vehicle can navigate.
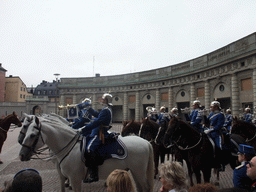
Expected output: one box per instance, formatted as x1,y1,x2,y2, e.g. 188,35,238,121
77,127,84,133
204,128,213,134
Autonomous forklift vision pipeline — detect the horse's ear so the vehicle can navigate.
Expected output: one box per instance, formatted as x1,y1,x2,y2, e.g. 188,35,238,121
35,116,40,125
13,111,17,116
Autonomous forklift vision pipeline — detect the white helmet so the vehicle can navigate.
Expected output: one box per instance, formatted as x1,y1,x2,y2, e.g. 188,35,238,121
193,98,201,106
171,107,178,113
211,98,221,108
160,106,166,112
245,105,251,112
226,108,231,113
102,93,113,105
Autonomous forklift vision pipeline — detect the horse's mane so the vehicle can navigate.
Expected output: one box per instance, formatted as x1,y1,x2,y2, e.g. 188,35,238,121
39,116,76,135
121,120,141,136
231,119,256,135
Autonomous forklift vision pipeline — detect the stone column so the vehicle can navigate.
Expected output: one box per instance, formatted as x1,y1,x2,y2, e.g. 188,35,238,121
168,87,174,112
72,94,77,104
190,83,196,106
123,92,128,121
253,69,256,110
92,93,96,109
59,95,65,117
155,89,160,110
135,91,140,121
205,80,210,109
232,73,240,117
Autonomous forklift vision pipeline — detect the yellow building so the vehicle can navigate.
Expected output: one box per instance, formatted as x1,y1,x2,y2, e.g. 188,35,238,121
5,76,32,102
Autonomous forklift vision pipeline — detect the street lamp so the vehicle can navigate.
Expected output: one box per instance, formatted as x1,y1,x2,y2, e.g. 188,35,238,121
54,73,60,114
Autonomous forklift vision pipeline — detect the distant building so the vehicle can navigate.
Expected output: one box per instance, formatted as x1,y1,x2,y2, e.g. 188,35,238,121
5,76,32,102
0,63,7,102
34,80,60,103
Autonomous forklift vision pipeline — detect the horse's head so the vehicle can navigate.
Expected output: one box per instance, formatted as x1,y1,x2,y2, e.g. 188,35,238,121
5,112,22,127
155,118,169,145
163,117,183,148
18,113,35,145
231,116,255,139
121,120,139,136
19,116,44,161
139,117,159,141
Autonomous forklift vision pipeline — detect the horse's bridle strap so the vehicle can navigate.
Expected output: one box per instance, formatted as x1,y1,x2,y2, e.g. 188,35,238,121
176,133,202,150
0,126,7,132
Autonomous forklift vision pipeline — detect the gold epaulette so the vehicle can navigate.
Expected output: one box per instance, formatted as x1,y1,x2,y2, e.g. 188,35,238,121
235,164,244,169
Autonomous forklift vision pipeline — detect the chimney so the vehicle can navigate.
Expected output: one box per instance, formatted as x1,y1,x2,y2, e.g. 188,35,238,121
95,73,100,77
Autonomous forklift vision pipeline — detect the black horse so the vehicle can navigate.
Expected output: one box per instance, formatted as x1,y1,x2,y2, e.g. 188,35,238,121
122,118,169,177
231,117,256,150
163,117,244,186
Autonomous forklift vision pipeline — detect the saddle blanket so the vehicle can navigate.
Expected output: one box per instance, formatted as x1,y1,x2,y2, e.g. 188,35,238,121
81,134,128,162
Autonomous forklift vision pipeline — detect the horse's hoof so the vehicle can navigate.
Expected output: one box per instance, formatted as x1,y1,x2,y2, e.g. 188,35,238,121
0,160,3,164
69,186,72,190
214,181,220,186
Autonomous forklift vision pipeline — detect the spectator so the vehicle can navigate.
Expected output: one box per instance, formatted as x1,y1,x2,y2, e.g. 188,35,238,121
11,168,42,192
106,169,135,192
233,144,255,190
246,156,256,192
159,161,188,192
188,183,218,192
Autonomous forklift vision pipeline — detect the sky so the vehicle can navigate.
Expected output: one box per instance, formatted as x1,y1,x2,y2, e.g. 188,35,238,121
1,0,256,88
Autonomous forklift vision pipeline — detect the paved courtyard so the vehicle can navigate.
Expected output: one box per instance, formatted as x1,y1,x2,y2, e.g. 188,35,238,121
0,124,235,191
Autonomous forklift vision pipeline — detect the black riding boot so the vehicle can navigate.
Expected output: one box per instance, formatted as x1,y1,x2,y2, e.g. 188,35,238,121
83,152,99,183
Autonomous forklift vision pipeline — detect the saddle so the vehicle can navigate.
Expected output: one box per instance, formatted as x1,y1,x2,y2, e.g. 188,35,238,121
80,133,127,166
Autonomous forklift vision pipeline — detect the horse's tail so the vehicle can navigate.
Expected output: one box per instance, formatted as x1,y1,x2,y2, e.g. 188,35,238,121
147,142,154,192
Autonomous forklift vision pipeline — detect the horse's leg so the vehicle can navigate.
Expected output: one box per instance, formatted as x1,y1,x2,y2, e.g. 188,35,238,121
55,161,66,192
185,160,194,186
152,143,160,177
160,145,165,164
194,170,201,184
213,168,220,186
202,167,212,184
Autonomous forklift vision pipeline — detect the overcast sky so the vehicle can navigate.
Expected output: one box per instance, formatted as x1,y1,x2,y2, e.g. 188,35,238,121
1,0,256,87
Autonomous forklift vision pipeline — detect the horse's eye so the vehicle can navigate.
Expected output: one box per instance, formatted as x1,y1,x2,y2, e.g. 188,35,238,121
30,134,36,139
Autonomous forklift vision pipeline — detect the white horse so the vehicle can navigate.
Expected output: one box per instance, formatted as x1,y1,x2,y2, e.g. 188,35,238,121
19,116,154,192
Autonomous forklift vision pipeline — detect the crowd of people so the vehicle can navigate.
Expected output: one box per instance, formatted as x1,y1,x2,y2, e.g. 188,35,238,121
3,156,256,192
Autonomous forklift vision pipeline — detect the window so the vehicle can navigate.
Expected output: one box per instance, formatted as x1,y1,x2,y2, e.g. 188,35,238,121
219,85,225,92
43,90,47,95
23,88,25,91
66,97,73,104
241,78,252,91
20,87,23,91
38,90,41,95
161,93,168,101
181,91,185,97
20,94,22,98
129,95,135,103
23,95,25,99
115,97,119,101
197,88,205,97
146,95,151,100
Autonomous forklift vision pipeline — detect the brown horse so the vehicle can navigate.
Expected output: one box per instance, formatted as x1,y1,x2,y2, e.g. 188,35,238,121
163,117,244,186
121,120,141,136
0,112,22,163
231,117,256,150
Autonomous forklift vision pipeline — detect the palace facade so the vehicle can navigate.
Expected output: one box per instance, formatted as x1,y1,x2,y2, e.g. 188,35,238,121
58,32,256,122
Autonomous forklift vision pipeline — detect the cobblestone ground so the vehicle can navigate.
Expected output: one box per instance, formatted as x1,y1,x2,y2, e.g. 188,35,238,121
0,124,235,191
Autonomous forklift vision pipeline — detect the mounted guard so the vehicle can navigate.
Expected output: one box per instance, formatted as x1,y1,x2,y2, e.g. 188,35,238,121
71,98,92,129
170,107,178,118
146,106,159,122
204,99,226,171
224,108,233,132
244,106,252,123
189,98,203,133
78,93,113,183
158,106,170,123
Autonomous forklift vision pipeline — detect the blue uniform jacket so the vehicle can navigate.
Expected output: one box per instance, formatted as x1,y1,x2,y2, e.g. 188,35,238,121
224,114,233,131
207,111,225,137
244,113,252,123
190,109,202,127
233,162,253,190
72,109,91,129
81,106,112,137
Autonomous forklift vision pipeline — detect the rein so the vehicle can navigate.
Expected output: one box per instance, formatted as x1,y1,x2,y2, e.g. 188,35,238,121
175,133,203,150
0,126,8,133
246,131,256,142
